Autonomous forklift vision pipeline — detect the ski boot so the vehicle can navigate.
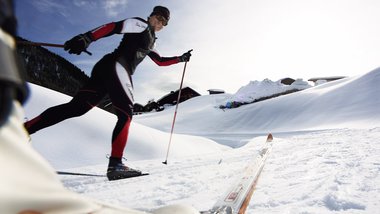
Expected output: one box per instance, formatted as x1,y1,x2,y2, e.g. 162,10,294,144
107,157,142,181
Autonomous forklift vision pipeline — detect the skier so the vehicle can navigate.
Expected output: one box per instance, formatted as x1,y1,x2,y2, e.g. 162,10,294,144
24,6,192,180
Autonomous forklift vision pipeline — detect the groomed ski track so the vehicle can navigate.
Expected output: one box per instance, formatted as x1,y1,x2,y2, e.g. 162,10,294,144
59,135,270,213
57,128,380,213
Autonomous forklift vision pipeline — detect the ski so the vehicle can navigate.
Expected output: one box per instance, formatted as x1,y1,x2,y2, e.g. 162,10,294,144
57,171,106,177
57,171,149,178
202,133,273,214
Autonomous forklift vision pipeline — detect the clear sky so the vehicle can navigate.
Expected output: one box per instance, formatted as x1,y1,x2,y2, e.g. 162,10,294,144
15,0,380,104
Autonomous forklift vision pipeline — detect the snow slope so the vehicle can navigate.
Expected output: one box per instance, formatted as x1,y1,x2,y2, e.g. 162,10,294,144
23,68,380,213
24,84,229,169
135,68,380,135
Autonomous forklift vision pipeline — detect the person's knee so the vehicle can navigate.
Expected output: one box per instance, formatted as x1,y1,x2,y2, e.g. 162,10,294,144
67,100,93,117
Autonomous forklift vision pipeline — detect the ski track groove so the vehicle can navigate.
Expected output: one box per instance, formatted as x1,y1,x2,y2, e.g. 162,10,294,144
59,140,268,211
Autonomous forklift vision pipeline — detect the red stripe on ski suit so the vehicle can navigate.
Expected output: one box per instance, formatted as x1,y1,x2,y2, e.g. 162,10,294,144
148,51,180,66
90,22,117,41
24,116,42,134
111,116,131,158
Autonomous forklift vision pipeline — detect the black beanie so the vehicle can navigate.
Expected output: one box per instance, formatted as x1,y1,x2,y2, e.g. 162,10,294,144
150,6,170,21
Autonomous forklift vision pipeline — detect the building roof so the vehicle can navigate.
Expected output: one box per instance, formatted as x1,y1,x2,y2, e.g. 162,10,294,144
157,87,200,105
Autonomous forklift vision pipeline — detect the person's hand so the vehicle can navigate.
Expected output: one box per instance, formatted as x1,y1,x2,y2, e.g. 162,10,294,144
179,49,193,62
64,33,92,55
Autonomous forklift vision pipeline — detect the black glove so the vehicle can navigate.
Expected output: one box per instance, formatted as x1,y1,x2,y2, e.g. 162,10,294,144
64,33,92,55
179,49,193,62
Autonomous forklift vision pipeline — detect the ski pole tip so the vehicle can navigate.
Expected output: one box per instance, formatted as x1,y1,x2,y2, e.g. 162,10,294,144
84,50,92,56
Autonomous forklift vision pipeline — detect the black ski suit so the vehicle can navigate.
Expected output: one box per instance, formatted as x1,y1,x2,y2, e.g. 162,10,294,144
25,17,181,158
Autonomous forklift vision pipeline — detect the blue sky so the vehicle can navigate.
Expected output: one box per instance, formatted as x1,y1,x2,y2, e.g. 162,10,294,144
15,0,380,104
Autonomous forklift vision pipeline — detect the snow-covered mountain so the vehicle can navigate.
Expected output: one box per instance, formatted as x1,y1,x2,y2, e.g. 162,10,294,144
225,78,311,104
23,68,380,213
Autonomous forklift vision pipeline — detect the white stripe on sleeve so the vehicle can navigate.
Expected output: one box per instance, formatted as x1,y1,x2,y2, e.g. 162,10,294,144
121,18,148,34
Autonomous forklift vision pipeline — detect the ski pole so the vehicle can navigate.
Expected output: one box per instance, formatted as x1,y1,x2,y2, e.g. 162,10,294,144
17,40,92,55
163,50,192,165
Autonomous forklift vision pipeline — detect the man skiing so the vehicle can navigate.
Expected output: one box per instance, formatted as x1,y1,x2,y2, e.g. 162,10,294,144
24,6,192,181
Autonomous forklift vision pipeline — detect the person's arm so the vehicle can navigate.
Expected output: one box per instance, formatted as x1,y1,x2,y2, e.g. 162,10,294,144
148,49,192,66
88,18,147,40
86,22,121,41
64,18,147,55
148,50,180,66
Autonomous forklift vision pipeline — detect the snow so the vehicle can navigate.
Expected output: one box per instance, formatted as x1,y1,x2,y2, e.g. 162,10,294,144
23,67,380,213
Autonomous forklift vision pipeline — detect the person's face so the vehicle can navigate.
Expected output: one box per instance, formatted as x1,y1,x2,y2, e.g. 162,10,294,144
149,15,168,32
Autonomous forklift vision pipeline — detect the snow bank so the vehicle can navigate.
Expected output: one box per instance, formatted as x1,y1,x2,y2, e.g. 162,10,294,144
135,68,380,135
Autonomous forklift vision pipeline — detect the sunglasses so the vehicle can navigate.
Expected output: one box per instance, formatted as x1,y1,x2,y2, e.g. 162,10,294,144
156,15,168,26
